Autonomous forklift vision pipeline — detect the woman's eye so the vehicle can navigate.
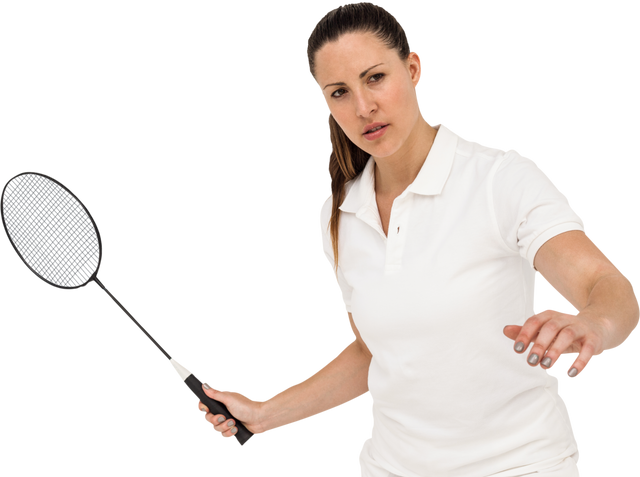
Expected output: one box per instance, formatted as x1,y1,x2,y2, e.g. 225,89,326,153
369,73,384,83
331,73,384,99
331,88,347,98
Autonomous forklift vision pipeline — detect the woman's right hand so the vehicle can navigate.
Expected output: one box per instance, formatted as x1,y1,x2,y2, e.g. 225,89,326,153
198,383,265,437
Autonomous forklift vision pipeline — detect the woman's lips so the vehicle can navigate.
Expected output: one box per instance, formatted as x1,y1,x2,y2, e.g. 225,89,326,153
363,123,388,141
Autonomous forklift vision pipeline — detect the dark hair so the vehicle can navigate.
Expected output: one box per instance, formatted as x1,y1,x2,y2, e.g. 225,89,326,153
307,3,410,268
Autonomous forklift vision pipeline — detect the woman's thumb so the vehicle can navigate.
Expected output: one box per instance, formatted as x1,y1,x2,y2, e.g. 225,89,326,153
203,383,223,400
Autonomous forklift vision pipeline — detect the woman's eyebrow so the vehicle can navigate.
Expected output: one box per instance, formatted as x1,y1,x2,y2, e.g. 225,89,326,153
322,63,384,90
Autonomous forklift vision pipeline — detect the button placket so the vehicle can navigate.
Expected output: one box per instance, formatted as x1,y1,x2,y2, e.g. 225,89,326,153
385,193,412,274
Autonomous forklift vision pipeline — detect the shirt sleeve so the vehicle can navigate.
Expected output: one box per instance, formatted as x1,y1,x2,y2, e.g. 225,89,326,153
492,150,584,269
321,196,353,312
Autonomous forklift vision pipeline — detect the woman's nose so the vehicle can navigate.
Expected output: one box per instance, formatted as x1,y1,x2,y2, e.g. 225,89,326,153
354,90,377,118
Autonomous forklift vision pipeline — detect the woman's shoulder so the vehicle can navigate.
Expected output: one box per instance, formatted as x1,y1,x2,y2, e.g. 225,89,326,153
321,194,333,227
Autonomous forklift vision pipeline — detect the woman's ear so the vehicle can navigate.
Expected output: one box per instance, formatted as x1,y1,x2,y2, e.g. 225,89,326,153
407,52,421,86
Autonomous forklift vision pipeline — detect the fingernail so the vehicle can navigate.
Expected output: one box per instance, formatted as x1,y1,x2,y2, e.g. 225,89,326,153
200,406,207,412
528,353,539,365
541,357,552,368
231,427,238,434
514,342,525,353
227,421,235,428
568,367,578,378
217,416,225,423
203,383,211,390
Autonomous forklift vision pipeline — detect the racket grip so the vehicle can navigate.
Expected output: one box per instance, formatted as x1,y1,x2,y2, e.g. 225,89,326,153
182,374,255,449
167,355,255,449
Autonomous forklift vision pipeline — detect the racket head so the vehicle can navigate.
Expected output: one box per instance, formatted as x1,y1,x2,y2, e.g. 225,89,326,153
1,172,102,289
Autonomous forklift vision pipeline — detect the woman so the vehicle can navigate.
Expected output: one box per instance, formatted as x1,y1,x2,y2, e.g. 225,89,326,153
309,4,586,477
198,4,638,476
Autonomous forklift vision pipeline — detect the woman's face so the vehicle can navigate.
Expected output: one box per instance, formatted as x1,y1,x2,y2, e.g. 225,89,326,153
314,32,422,161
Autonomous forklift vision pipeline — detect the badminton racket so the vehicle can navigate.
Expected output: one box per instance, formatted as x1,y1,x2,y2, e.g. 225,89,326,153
0,169,255,449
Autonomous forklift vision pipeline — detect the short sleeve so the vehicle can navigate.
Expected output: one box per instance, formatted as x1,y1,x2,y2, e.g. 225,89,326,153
492,151,584,269
321,196,353,312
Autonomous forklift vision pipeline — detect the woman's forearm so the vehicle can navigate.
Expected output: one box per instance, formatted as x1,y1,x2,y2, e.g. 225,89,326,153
261,340,371,435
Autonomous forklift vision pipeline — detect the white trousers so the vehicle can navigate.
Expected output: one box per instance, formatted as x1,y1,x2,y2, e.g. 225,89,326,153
521,455,579,477
360,439,579,477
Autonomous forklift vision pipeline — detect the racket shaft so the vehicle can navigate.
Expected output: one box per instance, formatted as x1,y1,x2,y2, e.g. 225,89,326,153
93,277,173,361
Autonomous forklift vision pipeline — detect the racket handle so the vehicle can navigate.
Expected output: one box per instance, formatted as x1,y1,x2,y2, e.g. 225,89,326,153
167,355,255,449
182,374,254,449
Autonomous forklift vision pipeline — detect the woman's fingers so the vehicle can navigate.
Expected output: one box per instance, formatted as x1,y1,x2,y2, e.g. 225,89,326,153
198,407,238,437
208,414,238,436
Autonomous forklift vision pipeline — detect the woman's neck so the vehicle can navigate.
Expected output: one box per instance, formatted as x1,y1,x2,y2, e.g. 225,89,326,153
374,120,438,198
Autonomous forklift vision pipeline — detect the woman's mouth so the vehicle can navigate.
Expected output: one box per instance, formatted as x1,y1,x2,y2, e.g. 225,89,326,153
364,124,389,141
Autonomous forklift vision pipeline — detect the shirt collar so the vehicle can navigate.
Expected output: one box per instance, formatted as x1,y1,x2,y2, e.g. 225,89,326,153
339,124,457,214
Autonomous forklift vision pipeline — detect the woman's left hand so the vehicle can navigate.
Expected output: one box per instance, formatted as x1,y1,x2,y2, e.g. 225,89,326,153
503,309,609,377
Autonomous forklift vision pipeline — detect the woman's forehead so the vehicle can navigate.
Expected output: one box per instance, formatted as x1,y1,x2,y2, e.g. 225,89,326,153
316,35,397,84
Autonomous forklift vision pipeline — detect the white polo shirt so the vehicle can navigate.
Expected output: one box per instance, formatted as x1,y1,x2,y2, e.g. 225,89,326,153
321,125,583,477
